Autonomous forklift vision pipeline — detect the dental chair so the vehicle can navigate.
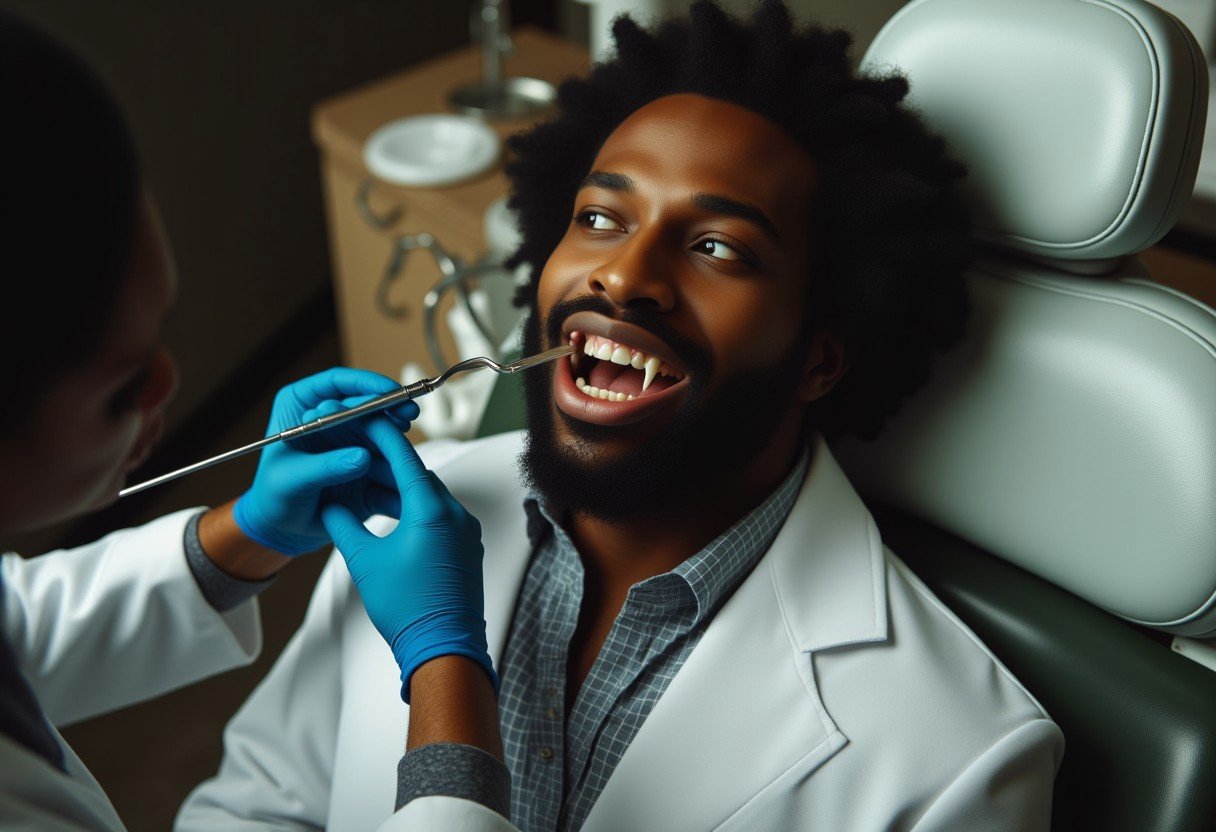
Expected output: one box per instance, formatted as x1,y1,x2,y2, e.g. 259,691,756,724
477,0,1216,828
832,1,1216,829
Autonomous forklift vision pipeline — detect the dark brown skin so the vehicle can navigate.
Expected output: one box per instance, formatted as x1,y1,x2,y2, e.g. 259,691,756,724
407,656,504,758
0,193,291,581
197,500,291,580
409,94,849,757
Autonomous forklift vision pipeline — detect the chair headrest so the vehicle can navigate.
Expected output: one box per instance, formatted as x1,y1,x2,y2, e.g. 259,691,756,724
835,0,1216,637
833,263,1216,638
861,0,1207,268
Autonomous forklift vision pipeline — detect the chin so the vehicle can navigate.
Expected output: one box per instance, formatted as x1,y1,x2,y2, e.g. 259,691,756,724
91,483,123,511
0,458,127,538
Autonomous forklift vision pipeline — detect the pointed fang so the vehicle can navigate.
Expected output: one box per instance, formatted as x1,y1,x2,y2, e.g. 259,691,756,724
642,356,660,391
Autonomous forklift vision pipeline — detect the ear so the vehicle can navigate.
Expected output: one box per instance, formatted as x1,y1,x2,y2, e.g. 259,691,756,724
797,330,851,403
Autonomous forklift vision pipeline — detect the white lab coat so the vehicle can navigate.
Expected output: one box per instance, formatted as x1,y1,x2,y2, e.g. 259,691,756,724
178,432,1064,832
0,508,262,830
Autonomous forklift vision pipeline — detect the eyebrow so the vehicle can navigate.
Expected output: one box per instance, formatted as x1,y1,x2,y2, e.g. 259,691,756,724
579,170,634,193
578,170,783,245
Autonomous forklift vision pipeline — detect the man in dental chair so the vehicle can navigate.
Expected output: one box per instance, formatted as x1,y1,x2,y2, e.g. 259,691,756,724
178,3,1062,830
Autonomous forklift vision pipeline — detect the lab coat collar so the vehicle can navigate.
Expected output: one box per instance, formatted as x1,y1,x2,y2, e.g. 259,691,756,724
771,432,890,654
473,430,890,666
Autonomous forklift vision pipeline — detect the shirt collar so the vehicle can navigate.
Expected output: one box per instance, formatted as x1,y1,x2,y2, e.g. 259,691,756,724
674,446,809,618
522,445,811,622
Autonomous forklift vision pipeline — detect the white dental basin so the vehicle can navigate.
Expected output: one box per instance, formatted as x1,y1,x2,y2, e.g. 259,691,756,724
363,114,500,187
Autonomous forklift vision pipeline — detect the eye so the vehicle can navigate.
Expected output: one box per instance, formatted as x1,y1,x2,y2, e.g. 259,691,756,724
694,238,747,263
575,210,624,232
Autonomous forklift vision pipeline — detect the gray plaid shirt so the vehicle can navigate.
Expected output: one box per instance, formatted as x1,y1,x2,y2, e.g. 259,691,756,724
497,448,810,831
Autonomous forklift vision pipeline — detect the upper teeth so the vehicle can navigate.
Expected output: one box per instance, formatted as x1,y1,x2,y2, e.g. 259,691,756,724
575,333,684,392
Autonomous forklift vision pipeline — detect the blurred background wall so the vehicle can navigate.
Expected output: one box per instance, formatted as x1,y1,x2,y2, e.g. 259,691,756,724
563,0,909,60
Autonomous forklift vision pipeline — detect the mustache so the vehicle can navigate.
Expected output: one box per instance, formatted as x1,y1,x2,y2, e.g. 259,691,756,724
541,294,713,376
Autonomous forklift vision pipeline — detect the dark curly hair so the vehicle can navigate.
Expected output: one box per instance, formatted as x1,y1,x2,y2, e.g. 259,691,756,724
0,9,141,435
505,0,971,441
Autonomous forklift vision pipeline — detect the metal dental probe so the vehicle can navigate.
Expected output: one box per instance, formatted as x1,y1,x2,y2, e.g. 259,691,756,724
118,344,575,498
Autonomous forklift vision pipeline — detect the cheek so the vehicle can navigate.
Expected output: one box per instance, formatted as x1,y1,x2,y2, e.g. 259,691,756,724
537,230,602,308
690,279,807,369
536,259,562,313
18,408,143,520
138,348,178,413
60,412,142,481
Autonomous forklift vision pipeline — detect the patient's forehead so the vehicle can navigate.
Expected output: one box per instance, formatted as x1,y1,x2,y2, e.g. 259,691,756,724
590,93,817,254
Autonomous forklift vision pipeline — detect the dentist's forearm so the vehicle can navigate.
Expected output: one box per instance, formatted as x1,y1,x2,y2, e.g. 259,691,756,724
198,499,292,581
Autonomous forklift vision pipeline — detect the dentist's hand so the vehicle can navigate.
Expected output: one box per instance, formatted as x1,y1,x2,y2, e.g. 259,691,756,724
233,368,419,556
321,417,495,703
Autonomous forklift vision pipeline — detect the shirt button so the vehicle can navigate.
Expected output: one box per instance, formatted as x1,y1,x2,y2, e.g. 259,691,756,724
545,687,558,699
545,707,558,719
538,746,554,761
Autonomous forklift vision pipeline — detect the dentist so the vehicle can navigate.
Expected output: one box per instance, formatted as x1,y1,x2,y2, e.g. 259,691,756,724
0,10,420,829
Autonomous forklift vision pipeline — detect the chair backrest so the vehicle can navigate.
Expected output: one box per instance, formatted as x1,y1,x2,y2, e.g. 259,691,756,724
831,1,1216,828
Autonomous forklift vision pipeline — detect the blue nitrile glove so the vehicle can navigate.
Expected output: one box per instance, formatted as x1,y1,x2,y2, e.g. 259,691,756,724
233,368,420,555
321,416,495,703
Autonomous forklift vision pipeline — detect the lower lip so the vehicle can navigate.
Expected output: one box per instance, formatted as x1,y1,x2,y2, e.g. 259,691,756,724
553,353,687,426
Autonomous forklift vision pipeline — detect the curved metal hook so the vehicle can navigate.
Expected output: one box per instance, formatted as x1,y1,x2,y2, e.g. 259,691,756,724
375,232,447,320
422,259,510,370
356,178,403,230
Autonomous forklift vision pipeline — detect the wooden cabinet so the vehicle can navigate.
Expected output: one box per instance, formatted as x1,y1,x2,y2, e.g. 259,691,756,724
311,29,588,383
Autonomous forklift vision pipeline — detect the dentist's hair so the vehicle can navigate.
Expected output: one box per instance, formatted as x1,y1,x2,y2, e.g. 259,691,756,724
0,9,141,433
506,0,971,441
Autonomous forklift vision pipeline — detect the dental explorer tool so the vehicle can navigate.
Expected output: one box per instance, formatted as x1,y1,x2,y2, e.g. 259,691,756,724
118,345,575,498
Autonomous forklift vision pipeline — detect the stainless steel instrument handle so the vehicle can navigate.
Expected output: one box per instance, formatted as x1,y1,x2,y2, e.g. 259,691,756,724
279,378,435,441
117,345,573,499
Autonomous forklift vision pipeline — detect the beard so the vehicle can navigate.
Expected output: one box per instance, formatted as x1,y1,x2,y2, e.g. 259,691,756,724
518,293,811,524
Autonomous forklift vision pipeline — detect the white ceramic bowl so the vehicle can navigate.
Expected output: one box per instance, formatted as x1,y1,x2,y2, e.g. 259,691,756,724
363,114,500,187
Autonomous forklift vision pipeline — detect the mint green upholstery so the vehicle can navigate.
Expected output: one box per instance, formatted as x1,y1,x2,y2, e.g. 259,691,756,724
474,351,525,438
842,1,1216,637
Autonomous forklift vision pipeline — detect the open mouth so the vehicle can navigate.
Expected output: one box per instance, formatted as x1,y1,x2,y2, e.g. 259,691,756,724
570,332,686,400
555,313,690,426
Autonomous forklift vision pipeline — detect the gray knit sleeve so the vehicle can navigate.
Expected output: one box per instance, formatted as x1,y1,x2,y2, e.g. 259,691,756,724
183,511,276,613
396,742,511,818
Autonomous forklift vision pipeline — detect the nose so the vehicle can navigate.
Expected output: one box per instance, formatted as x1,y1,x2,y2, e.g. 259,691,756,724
137,347,178,416
586,229,676,312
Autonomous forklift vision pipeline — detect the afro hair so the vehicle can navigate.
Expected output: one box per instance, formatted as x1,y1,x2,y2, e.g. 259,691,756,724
504,0,973,442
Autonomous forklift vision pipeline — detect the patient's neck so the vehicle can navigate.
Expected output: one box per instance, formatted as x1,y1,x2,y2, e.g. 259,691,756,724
559,420,807,703
566,424,806,590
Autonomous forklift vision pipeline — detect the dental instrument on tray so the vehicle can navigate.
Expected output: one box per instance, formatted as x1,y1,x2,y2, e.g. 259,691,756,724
118,345,575,498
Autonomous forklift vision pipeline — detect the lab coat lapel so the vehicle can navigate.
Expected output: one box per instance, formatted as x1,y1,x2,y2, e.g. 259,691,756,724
581,437,889,832
424,433,535,664
479,487,532,666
